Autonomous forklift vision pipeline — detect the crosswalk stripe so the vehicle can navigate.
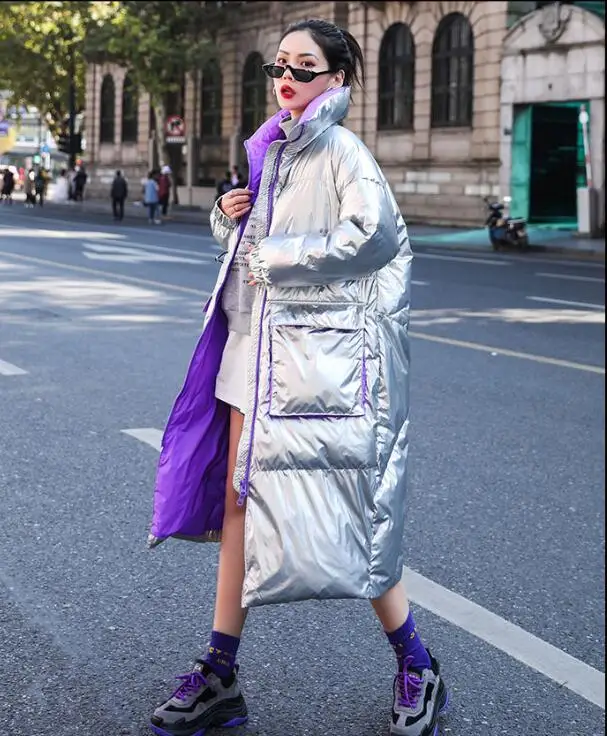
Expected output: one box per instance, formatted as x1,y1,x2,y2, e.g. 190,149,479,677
0,358,28,376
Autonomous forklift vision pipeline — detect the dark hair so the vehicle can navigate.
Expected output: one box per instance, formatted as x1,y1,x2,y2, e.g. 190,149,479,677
280,18,365,89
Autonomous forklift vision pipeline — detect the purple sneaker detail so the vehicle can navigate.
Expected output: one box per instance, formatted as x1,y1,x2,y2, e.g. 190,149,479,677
150,663,247,736
396,656,424,709
169,669,208,702
390,649,448,736
222,716,248,727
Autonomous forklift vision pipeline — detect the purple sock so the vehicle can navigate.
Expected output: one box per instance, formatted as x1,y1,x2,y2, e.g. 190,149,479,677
386,612,431,672
201,630,240,679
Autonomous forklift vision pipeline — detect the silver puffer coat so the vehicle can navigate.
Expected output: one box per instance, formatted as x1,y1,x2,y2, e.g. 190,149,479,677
151,87,413,608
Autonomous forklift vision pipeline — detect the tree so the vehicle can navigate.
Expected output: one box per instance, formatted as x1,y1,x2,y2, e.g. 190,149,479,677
0,1,114,138
91,1,244,201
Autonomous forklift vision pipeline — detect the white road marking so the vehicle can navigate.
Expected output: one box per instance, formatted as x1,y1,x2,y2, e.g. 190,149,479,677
410,330,605,375
82,242,211,265
0,250,210,297
536,272,605,284
403,567,605,709
0,211,211,241
121,428,163,451
0,358,28,376
411,280,429,286
415,252,509,266
122,425,605,709
527,296,605,310
84,239,221,258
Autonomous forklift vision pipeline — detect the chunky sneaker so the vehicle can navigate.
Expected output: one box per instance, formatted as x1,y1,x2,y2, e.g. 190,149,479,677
390,649,449,736
150,660,247,736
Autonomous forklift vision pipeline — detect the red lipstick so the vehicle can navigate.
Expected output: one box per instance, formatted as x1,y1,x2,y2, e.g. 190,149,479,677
280,85,296,99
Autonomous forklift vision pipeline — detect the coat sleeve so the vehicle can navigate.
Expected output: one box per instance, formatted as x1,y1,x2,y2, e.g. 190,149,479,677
209,198,238,249
249,144,400,287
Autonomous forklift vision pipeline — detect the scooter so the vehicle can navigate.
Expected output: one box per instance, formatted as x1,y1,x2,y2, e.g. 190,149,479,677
484,196,529,251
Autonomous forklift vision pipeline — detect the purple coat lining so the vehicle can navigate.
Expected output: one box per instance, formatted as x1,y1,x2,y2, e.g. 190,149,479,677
151,110,290,542
151,88,349,543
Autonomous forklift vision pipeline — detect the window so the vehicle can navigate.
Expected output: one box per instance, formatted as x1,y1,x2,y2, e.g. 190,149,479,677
241,52,266,138
378,23,415,131
99,74,115,143
121,73,138,143
200,59,222,138
431,13,474,128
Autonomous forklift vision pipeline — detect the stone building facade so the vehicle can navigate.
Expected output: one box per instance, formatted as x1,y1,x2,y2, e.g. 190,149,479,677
83,1,605,228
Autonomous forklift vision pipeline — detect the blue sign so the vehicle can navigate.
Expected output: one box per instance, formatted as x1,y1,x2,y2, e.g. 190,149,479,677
41,144,50,153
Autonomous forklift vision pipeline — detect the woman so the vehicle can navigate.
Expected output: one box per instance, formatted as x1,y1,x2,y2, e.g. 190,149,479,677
149,18,448,736
144,170,161,224
158,165,171,217
53,168,70,203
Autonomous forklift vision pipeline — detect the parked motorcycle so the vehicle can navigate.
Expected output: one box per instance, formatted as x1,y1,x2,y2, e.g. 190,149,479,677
483,196,529,251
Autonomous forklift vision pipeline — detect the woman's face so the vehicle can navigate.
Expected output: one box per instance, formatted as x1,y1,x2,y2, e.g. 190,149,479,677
272,30,344,118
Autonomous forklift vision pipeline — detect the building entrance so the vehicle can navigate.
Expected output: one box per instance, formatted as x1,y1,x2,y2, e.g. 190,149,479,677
510,101,587,227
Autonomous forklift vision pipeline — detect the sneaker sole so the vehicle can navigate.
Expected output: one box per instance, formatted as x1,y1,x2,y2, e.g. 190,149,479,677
150,716,248,736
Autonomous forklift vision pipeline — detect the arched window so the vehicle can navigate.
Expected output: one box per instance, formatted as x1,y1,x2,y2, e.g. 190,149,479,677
99,74,115,143
200,59,222,139
241,52,266,138
431,13,474,128
378,23,415,131
121,73,138,143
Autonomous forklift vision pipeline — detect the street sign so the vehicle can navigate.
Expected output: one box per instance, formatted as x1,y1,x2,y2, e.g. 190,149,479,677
41,144,50,153
165,114,186,144
578,107,589,126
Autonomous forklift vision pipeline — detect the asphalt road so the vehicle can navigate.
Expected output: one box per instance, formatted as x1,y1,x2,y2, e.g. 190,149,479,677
0,206,604,736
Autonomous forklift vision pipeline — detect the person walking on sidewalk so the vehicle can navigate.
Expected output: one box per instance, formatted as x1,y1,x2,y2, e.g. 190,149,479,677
148,18,448,736
24,169,36,207
110,169,128,221
1,167,15,204
34,168,46,207
143,170,161,224
158,165,171,219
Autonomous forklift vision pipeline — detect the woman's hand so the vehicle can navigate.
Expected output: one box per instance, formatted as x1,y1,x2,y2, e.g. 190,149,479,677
219,188,253,220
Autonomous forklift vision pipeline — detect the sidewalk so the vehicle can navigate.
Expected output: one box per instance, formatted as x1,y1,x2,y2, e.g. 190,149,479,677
10,192,606,260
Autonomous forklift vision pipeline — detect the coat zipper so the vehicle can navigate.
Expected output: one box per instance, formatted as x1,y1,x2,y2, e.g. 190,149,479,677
237,138,290,506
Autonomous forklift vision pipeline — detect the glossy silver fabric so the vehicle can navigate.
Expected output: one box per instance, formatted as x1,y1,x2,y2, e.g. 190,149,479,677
211,88,412,608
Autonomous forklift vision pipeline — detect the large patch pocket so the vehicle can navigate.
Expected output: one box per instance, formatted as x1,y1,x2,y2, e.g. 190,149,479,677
269,304,365,418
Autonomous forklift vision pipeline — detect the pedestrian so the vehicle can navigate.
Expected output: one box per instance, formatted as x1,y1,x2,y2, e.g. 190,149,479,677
110,169,128,221
158,165,171,218
215,170,234,201
230,165,243,188
24,169,35,207
67,167,76,200
34,168,46,207
54,168,70,203
1,167,15,204
148,18,448,736
73,166,87,201
143,170,161,224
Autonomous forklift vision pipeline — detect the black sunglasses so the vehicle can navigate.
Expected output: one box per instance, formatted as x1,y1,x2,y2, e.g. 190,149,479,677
262,63,333,84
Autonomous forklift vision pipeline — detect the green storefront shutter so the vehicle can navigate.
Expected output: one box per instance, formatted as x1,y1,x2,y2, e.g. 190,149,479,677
510,105,533,220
